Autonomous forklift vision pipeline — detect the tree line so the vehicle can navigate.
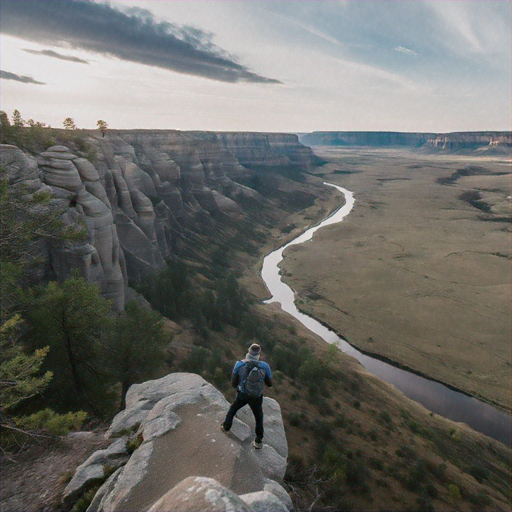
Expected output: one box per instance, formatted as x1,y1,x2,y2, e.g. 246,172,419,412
0,110,108,155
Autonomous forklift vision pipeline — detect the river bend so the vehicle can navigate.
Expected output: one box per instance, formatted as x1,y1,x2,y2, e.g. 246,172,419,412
262,183,511,446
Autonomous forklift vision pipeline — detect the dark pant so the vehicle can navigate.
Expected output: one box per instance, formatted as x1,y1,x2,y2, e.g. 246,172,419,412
223,392,264,441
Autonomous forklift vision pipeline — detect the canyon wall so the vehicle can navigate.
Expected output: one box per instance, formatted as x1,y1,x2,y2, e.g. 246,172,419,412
1,131,315,310
300,131,512,155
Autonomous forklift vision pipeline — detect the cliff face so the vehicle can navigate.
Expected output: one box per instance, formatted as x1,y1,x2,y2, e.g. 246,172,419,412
216,132,316,169
1,131,315,310
424,132,512,155
300,131,433,148
300,131,512,155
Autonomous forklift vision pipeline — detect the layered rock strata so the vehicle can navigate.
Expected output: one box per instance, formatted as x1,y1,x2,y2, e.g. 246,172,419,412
300,131,512,155
2,130,315,308
62,373,291,512
1,144,126,310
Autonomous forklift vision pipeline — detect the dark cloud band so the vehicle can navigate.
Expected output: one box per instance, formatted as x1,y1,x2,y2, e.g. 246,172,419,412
1,70,46,85
23,49,90,64
1,0,280,84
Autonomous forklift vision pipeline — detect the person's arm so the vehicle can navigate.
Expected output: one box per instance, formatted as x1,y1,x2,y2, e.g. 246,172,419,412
263,363,273,387
231,361,242,388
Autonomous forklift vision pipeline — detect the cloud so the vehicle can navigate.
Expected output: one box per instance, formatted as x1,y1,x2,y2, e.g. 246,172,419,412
23,48,90,64
394,46,419,56
1,0,280,84
1,70,46,85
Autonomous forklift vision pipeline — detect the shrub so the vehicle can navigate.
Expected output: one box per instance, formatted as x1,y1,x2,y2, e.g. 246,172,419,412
432,463,447,482
333,413,346,428
415,494,435,512
407,419,419,433
459,190,492,213
182,346,210,374
468,490,492,507
310,419,334,442
71,484,102,512
127,433,143,454
468,463,489,483
19,409,87,436
400,409,411,419
404,459,428,492
345,459,370,494
322,443,345,468
448,484,461,501
378,411,392,426
289,413,302,427
425,482,438,498
368,456,383,471
395,446,416,459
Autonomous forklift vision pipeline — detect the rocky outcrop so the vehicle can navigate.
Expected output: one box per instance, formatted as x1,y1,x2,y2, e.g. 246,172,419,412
2,130,315,308
38,145,127,309
62,373,291,512
1,144,126,309
300,130,512,155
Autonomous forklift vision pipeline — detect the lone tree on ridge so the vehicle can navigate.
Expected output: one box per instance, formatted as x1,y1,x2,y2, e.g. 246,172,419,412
63,117,77,130
96,119,108,137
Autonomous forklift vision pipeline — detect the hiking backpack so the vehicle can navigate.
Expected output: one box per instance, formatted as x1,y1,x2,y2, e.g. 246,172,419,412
240,361,265,397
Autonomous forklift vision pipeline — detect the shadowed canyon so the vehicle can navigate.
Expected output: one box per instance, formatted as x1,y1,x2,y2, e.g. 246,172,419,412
1,127,511,512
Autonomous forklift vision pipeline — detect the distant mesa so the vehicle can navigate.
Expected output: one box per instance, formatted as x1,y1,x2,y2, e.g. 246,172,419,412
299,131,512,156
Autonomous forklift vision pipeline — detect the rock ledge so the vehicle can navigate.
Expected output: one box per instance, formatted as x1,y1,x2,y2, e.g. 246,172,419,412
63,373,290,512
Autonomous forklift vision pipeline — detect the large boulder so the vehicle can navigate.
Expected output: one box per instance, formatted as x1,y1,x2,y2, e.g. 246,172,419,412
63,438,129,506
239,490,289,512
147,477,253,512
80,373,290,512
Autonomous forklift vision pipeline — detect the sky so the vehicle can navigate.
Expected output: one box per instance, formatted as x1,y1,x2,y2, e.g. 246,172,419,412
1,0,511,133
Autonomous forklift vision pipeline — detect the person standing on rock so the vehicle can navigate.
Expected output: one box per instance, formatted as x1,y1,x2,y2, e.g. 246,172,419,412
221,344,272,449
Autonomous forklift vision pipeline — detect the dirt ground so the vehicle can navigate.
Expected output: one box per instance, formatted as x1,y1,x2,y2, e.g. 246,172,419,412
1,431,110,512
280,147,511,410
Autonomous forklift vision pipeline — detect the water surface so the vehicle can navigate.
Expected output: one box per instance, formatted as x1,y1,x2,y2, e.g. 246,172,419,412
262,183,511,446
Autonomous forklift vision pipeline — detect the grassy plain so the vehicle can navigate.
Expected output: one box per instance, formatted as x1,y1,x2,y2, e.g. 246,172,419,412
280,147,511,410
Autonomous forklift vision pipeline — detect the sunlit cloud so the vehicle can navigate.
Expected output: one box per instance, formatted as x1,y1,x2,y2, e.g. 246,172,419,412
1,0,280,84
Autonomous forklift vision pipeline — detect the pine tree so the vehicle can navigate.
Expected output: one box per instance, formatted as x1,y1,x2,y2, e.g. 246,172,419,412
1,314,87,450
23,275,114,414
63,117,77,130
1,177,89,449
96,119,108,137
11,109,24,128
107,301,171,409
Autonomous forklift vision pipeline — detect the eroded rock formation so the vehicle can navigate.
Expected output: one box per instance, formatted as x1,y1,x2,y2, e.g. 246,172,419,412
1,130,315,309
63,373,291,512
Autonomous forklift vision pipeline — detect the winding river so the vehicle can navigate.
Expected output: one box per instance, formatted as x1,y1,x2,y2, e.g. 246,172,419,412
262,183,511,446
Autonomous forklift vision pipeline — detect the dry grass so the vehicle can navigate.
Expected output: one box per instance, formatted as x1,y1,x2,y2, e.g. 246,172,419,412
281,148,511,410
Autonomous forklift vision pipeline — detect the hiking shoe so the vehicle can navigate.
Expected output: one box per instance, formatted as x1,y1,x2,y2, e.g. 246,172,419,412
220,424,230,434
253,440,263,449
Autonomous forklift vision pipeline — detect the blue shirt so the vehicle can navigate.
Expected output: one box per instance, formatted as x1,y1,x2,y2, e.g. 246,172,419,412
232,360,272,393
233,360,272,379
